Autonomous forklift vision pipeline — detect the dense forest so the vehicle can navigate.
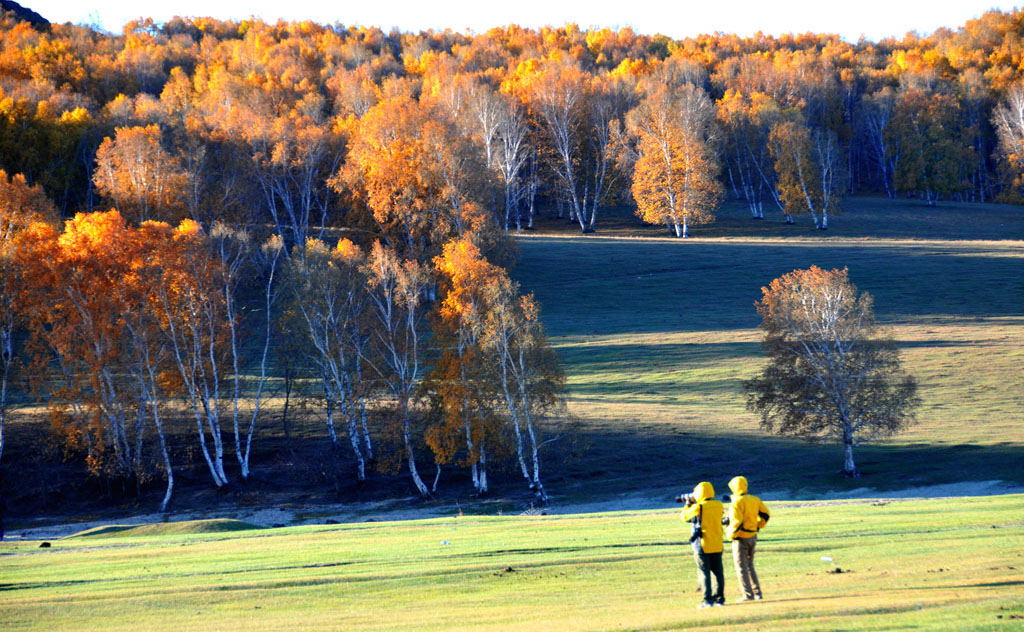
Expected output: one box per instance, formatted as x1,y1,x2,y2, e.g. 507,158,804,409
2,6,1024,510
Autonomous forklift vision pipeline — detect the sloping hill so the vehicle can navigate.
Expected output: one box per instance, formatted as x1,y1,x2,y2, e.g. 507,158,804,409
0,1,48,27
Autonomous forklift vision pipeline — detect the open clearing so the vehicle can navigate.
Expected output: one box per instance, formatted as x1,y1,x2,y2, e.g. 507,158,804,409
509,197,1024,502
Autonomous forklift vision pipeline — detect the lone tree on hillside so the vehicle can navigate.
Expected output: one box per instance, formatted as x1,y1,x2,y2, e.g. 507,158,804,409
744,266,920,477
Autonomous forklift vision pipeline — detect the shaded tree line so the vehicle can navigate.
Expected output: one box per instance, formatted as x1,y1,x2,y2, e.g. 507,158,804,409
0,174,563,510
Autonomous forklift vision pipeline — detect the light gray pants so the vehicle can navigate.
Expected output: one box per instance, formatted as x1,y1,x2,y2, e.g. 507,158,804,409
732,536,762,599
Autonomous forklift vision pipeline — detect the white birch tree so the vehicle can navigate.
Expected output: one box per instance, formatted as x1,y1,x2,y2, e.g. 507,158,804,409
363,242,431,496
744,266,920,477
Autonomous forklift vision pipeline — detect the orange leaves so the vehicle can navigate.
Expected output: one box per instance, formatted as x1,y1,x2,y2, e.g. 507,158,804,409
756,265,855,328
13,210,224,477
339,94,489,257
434,236,503,324
20,209,223,377
0,169,57,243
626,83,722,235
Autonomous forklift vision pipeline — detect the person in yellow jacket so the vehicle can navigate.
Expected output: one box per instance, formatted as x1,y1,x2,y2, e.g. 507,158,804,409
681,481,725,608
726,475,771,601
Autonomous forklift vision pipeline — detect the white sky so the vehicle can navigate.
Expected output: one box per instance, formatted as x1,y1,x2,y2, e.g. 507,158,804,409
29,0,1024,43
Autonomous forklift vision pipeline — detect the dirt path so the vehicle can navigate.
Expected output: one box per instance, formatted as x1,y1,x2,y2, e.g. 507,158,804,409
7,480,1023,542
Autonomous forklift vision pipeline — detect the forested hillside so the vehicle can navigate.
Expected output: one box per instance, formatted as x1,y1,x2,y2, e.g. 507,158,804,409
1,6,1023,514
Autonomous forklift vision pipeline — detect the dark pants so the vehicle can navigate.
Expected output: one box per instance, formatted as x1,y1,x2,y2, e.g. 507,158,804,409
694,550,725,604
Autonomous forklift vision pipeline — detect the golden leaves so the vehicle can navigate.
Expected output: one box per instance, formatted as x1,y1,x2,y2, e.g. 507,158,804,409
93,124,189,224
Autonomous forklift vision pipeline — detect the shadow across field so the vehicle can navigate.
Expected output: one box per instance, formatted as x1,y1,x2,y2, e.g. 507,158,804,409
547,422,1024,503
514,237,1024,336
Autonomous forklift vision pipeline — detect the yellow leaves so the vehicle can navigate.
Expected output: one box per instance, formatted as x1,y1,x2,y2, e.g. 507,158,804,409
175,218,202,238
404,48,443,77
500,58,541,96
59,106,90,125
334,237,363,263
58,209,130,253
611,58,650,80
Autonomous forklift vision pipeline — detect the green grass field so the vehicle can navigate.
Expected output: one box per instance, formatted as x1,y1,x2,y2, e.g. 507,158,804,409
2,495,1022,631
511,197,1024,500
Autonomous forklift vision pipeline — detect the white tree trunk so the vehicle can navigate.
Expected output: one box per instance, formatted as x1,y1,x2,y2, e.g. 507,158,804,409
843,424,859,477
403,408,429,496
464,402,480,492
151,399,174,512
478,441,489,494
516,348,548,503
345,400,366,481
500,358,530,482
191,407,224,486
431,463,442,493
0,361,7,466
843,441,857,477
359,395,373,460
324,382,340,446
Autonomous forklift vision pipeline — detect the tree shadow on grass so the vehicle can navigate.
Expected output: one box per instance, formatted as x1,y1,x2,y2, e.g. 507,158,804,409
545,422,1024,505
515,237,1024,337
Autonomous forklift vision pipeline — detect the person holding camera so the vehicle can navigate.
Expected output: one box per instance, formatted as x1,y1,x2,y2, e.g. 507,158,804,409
680,481,725,608
726,475,771,602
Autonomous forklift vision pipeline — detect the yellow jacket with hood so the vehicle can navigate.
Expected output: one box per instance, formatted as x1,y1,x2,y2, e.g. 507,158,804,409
681,481,723,554
727,476,770,540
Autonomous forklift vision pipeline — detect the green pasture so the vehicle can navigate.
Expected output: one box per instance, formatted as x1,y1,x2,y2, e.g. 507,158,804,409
2,495,1022,631
512,197,1024,499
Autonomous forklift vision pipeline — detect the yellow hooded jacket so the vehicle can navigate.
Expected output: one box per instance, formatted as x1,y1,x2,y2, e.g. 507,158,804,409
727,476,771,540
681,481,723,554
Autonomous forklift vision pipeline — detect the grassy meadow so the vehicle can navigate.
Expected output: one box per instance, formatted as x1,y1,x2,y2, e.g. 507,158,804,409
511,196,1024,500
2,495,1023,631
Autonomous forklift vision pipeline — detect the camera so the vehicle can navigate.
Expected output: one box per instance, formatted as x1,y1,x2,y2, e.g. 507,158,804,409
675,493,696,504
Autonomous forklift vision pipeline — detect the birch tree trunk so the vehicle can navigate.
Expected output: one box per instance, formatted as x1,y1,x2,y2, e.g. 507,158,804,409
0,324,10,465
500,355,531,483
402,397,429,496
842,424,858,477
478,441,489,494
